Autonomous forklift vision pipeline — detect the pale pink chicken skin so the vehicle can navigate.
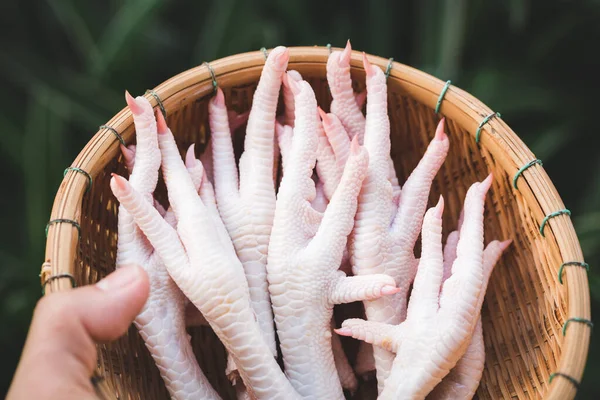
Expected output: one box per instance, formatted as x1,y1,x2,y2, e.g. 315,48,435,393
276,120,358,394
115,93,219,400
111,110,301,400
337,176,504,399
278,74,361,393
428,229,511,400
209,47,289,361
326,41,400,198
268,77,400,400
343,54,450,392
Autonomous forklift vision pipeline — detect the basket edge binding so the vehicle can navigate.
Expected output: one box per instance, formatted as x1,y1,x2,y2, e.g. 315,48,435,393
42,46,591,400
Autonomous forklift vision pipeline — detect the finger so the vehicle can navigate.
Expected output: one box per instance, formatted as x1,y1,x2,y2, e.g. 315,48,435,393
110,174,191,278
329,273,399,304
327,40,366,142
310,137,368,262
209,87,240,203
336,319,401,353
8,266,149,399
407,197,445,313
391,119,449,242
240,46,289,197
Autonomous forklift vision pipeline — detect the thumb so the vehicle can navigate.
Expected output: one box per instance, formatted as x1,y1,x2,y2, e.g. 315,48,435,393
8,265,149,400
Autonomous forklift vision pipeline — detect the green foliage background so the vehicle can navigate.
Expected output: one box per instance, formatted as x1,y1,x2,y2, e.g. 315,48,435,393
0,0,599,397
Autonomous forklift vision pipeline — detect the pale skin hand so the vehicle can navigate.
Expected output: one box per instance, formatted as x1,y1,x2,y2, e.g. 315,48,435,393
268,76,399,400
7,266,149,400
116,93,219,400
210,47,289,361
111,111,301,400
337,176,506,399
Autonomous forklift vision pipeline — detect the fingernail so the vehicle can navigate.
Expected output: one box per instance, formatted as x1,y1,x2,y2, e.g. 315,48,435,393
96,265,141,291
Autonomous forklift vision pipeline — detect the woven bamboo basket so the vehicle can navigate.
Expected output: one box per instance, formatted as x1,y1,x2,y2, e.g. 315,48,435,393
42,46,591,399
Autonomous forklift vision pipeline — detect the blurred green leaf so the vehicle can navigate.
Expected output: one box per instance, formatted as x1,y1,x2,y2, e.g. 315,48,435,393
90,0,164,78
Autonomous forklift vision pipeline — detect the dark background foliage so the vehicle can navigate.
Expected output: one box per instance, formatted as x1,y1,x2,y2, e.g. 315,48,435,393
0,0,599,397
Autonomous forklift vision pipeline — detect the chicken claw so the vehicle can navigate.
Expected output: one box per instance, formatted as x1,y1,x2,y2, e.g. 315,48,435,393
338,176,502,399
268,77,398,400
111,111,300,400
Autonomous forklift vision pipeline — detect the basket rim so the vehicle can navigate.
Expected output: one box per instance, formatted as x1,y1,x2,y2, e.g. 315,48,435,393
42,45,591,400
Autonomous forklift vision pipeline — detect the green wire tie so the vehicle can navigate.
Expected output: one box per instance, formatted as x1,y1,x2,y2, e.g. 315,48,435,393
145,90,167,119
326,43,332,54
539,209,571,237
385,58,394,81
562,317,593,336
558,261,589,285
202,62,218,94
64,167,92,193
99,125,125,146
549,372,579,388
260,47,268,60
475,112,501,144
513,159,543,190
435,80,452,114
45,219,81,238
42,272,76,295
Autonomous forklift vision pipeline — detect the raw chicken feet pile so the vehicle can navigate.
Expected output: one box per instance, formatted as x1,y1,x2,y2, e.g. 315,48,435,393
110,42,511,400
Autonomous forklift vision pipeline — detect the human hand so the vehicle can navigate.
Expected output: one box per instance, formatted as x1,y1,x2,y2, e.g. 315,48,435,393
7,265,149,400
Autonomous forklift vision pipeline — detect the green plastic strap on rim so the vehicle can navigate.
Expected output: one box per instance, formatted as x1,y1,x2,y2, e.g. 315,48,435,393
202,62,218,94
540,209,571,237
260,47,268,60
435,80,452,114
558,261,589,285
145,90,167,119
475,112,501,143
42,273,76,295
385,58,394,81
64,167,92,193
99,125,125,146
45,219,81,238
562,317,593,336
549,372,580,388
326,43,332,54
513,159,543,190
